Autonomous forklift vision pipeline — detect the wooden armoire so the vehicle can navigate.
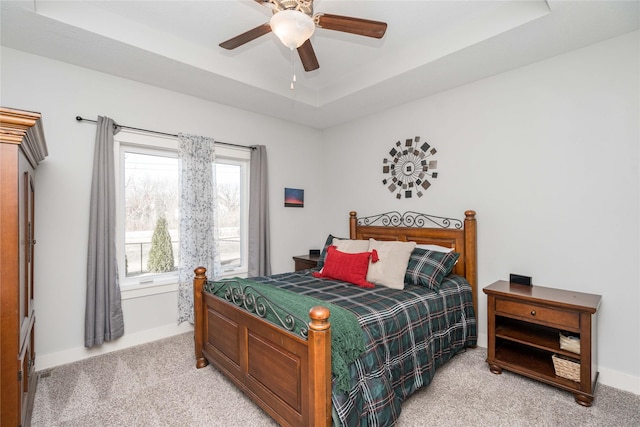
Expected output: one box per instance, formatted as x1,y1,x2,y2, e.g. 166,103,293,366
0,108,48,427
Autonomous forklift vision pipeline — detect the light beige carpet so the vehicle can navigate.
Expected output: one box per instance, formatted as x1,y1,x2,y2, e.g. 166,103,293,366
32,332,639,426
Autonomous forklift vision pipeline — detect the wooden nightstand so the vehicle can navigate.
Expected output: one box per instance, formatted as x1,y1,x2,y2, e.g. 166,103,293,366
483,280,601,406
292,254,319,271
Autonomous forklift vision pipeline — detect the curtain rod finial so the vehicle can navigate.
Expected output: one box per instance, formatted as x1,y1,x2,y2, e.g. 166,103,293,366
76,116,83,121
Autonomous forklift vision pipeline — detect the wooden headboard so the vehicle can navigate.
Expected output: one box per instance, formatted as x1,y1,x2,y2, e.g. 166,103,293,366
349,210,478,315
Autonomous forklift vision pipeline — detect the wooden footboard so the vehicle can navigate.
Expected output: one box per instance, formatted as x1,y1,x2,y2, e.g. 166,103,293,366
193,267,332,427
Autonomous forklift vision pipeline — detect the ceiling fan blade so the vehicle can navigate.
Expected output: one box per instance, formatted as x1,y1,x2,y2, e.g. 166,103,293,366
219,23,272,50
316,14,387,39
297,40,319,72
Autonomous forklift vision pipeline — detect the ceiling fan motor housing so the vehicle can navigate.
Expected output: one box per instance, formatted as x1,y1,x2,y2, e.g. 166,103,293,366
269,0,314,16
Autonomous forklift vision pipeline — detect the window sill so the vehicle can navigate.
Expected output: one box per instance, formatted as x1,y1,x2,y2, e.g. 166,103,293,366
121,281,178,300
120,268,248,300
219,269,248,279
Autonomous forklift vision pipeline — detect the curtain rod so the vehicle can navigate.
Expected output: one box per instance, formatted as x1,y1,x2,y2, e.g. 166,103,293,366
75,116,254,150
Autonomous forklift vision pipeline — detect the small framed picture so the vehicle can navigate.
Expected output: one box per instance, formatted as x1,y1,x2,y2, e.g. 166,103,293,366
284,188,304,208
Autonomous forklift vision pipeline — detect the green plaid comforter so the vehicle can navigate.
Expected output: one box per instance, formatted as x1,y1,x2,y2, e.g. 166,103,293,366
252,270,477,427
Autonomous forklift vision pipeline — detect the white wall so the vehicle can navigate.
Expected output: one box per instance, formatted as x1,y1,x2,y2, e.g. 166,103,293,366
2,29,638,394
0,47,326,367
321,31,640,394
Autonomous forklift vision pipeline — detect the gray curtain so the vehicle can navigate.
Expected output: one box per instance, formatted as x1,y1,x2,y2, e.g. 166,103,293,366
177,134,221,324
248,145,271,277
85,116,124,348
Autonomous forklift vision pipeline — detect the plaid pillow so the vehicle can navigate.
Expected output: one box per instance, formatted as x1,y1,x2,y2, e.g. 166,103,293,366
317,234,344,269
404,248,460,291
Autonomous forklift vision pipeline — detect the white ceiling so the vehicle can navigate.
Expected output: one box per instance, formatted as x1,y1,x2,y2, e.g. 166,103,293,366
1,0,638,129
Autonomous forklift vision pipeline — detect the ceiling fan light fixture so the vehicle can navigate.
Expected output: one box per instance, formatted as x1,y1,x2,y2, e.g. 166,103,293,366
270,10,315,49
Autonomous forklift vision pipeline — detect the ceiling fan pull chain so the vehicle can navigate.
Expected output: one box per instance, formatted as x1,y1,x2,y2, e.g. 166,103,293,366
290,48,297,90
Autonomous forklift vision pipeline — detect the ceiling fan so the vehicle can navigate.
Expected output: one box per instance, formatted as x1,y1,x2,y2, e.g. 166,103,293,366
220,0,388,72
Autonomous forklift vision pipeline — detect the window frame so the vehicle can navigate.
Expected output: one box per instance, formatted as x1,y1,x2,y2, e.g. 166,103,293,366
214,151,250,277
113,130,250,300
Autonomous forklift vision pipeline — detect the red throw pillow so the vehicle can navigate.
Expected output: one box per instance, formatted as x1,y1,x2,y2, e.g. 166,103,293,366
312,245,378,288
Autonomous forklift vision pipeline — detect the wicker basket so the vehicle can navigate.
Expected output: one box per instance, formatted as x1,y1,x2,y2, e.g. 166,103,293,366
559,332,580,354
552,354,580,382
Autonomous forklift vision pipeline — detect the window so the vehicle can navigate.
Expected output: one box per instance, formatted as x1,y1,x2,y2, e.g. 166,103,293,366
122,148,179,280
114,130,250,298
215,157,249,274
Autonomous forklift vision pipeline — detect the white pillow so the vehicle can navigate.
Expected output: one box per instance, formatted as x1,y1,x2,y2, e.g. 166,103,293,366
415,244,454,253
366,239,416,289
332,238,370,253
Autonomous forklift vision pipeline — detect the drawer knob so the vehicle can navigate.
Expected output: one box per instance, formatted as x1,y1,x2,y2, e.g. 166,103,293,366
530,310,536,316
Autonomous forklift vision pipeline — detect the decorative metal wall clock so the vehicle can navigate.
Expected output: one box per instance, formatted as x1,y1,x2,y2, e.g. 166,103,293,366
382,136,438,199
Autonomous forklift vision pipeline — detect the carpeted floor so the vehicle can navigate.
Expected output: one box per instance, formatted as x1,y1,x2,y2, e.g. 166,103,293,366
32,332,639,426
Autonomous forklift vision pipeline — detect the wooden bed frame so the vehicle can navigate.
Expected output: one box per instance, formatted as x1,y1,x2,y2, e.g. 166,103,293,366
193,210,477,427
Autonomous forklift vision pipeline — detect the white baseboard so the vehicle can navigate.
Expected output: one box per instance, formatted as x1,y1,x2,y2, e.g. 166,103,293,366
598,366,640,395
35,322,194,371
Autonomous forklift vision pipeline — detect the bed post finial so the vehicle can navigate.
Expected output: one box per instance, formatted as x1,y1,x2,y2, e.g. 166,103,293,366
309,306,330,331
194,266,207,278
349,211,357,239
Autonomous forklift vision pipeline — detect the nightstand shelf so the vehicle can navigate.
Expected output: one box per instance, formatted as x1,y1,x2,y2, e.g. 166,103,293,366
495,342,556,376
484,280,601,407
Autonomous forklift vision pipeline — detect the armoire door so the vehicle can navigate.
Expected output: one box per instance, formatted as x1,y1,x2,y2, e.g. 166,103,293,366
20,168,37,423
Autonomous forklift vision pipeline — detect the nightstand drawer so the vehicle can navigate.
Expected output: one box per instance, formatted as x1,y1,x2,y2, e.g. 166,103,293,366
495,299,579,329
